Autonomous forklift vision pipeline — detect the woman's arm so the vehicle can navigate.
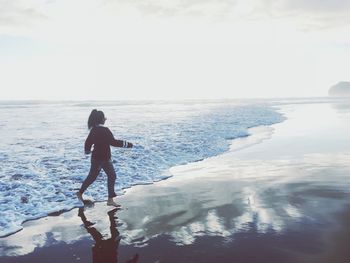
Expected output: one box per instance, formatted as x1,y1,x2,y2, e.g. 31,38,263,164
107,128,133,148
111,139,133,148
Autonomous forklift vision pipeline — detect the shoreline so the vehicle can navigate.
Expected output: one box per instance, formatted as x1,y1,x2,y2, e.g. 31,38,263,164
2,100,350,262
0,119,283,239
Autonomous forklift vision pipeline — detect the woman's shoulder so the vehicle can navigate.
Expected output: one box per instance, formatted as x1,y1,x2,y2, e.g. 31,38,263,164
89,125,109,132
89,126,112,137
93,125,109,129
96,125,112,133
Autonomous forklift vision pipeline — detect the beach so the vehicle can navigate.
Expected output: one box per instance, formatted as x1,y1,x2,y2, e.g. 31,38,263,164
1,99,350,262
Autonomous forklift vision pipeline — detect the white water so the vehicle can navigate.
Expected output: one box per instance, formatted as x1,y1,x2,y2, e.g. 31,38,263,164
0,100,284,237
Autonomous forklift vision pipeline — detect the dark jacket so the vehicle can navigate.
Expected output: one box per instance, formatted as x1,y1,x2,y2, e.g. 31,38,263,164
85,126,126,161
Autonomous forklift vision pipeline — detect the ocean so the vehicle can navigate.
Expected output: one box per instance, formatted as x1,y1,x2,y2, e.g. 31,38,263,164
0,100,285,237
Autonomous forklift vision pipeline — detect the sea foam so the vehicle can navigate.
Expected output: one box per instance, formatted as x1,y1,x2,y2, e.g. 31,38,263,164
0,100,284,237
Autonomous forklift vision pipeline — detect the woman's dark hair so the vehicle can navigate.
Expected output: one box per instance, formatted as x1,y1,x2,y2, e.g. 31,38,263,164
88,109,105,129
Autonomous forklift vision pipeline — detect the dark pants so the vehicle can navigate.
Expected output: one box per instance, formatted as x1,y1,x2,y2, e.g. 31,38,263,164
80,158,117,198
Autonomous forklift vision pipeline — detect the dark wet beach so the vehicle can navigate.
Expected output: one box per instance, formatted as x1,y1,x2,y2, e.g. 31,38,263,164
1,101,350,263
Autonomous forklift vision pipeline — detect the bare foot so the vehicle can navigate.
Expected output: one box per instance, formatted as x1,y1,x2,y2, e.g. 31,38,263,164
107,199,121,207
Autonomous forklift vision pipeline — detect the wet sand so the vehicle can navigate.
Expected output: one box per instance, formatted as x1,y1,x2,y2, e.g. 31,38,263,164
1,100,350,263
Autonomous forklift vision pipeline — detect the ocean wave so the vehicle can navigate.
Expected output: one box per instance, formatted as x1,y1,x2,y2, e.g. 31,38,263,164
0,101,285,237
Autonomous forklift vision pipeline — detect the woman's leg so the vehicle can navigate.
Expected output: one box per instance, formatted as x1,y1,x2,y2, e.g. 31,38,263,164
101,160,117,199
79,159,102,195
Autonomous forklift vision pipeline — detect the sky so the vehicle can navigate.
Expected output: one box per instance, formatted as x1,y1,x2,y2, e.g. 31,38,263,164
1,0,350,100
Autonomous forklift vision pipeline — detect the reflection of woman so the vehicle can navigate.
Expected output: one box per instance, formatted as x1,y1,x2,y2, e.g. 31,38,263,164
77,109,133,207
78,207,139,263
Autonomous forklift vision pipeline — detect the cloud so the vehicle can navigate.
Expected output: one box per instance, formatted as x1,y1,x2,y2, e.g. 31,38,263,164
282,0,350,13
0,0,48,34
265,0,350,31
101,0,350,31
102,0,257,20
2,0,350,37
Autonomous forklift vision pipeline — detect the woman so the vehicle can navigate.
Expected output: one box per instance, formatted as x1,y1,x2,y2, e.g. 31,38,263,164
77,109,133,207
